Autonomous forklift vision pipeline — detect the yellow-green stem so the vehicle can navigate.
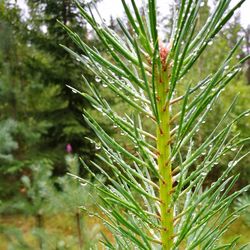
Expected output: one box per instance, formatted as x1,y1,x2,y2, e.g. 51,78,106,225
156,68,174,249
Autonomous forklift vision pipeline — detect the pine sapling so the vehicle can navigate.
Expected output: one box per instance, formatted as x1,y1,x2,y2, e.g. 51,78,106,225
61,0,250,249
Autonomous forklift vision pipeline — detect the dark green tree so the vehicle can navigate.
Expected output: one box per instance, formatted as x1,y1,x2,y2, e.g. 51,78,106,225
0,0,101,200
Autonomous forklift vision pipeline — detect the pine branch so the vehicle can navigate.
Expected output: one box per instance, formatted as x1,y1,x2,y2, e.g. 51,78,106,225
61,0,249,249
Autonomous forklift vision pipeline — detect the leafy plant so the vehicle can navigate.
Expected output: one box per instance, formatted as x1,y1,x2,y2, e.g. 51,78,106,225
0,159,54,250
62,0,250,249
20,159,54,249
52,152,101,249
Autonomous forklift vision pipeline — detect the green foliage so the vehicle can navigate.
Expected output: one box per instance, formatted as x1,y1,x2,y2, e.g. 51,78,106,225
0,154,100,249
178,3,250,188
0,1,102,248
0,226,31,250
235,195,250,227
0,119,18,163
63,0,250,249
0,0,102,201
52,154,101,249
0,0,249,248
20,159,53,215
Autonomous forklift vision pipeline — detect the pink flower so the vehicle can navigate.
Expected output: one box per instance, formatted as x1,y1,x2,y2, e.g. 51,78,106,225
66,143,72,153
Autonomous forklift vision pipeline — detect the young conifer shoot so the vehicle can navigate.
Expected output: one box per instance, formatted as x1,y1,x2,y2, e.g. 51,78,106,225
61,0,250,249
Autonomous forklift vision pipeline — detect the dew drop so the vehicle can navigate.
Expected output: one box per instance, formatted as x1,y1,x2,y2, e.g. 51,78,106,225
208,40,213,46
96,107,103,112
95,76,101,83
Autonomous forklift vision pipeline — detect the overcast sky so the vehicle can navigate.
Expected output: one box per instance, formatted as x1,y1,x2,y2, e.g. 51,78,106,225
17,0,250,28
96,0,250,28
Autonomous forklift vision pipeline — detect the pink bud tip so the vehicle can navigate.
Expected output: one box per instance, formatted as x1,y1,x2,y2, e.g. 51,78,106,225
159,43,170,64
66,143,72,153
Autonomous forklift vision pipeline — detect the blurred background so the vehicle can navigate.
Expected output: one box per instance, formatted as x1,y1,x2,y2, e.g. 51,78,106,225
0,0,249,249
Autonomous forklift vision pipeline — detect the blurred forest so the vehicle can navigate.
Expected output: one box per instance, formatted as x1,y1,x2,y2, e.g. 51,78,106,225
0,0,249,249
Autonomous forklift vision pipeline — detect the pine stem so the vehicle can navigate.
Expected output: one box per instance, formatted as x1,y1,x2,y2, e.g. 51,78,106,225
156,68,174,249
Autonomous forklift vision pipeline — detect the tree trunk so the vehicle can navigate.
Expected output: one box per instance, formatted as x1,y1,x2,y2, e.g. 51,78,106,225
36,212,44,250
76,210,83,250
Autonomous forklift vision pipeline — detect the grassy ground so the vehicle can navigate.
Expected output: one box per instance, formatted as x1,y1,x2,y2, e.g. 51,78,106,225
0,213,108,249
0,213,249,249
222,218,250,248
